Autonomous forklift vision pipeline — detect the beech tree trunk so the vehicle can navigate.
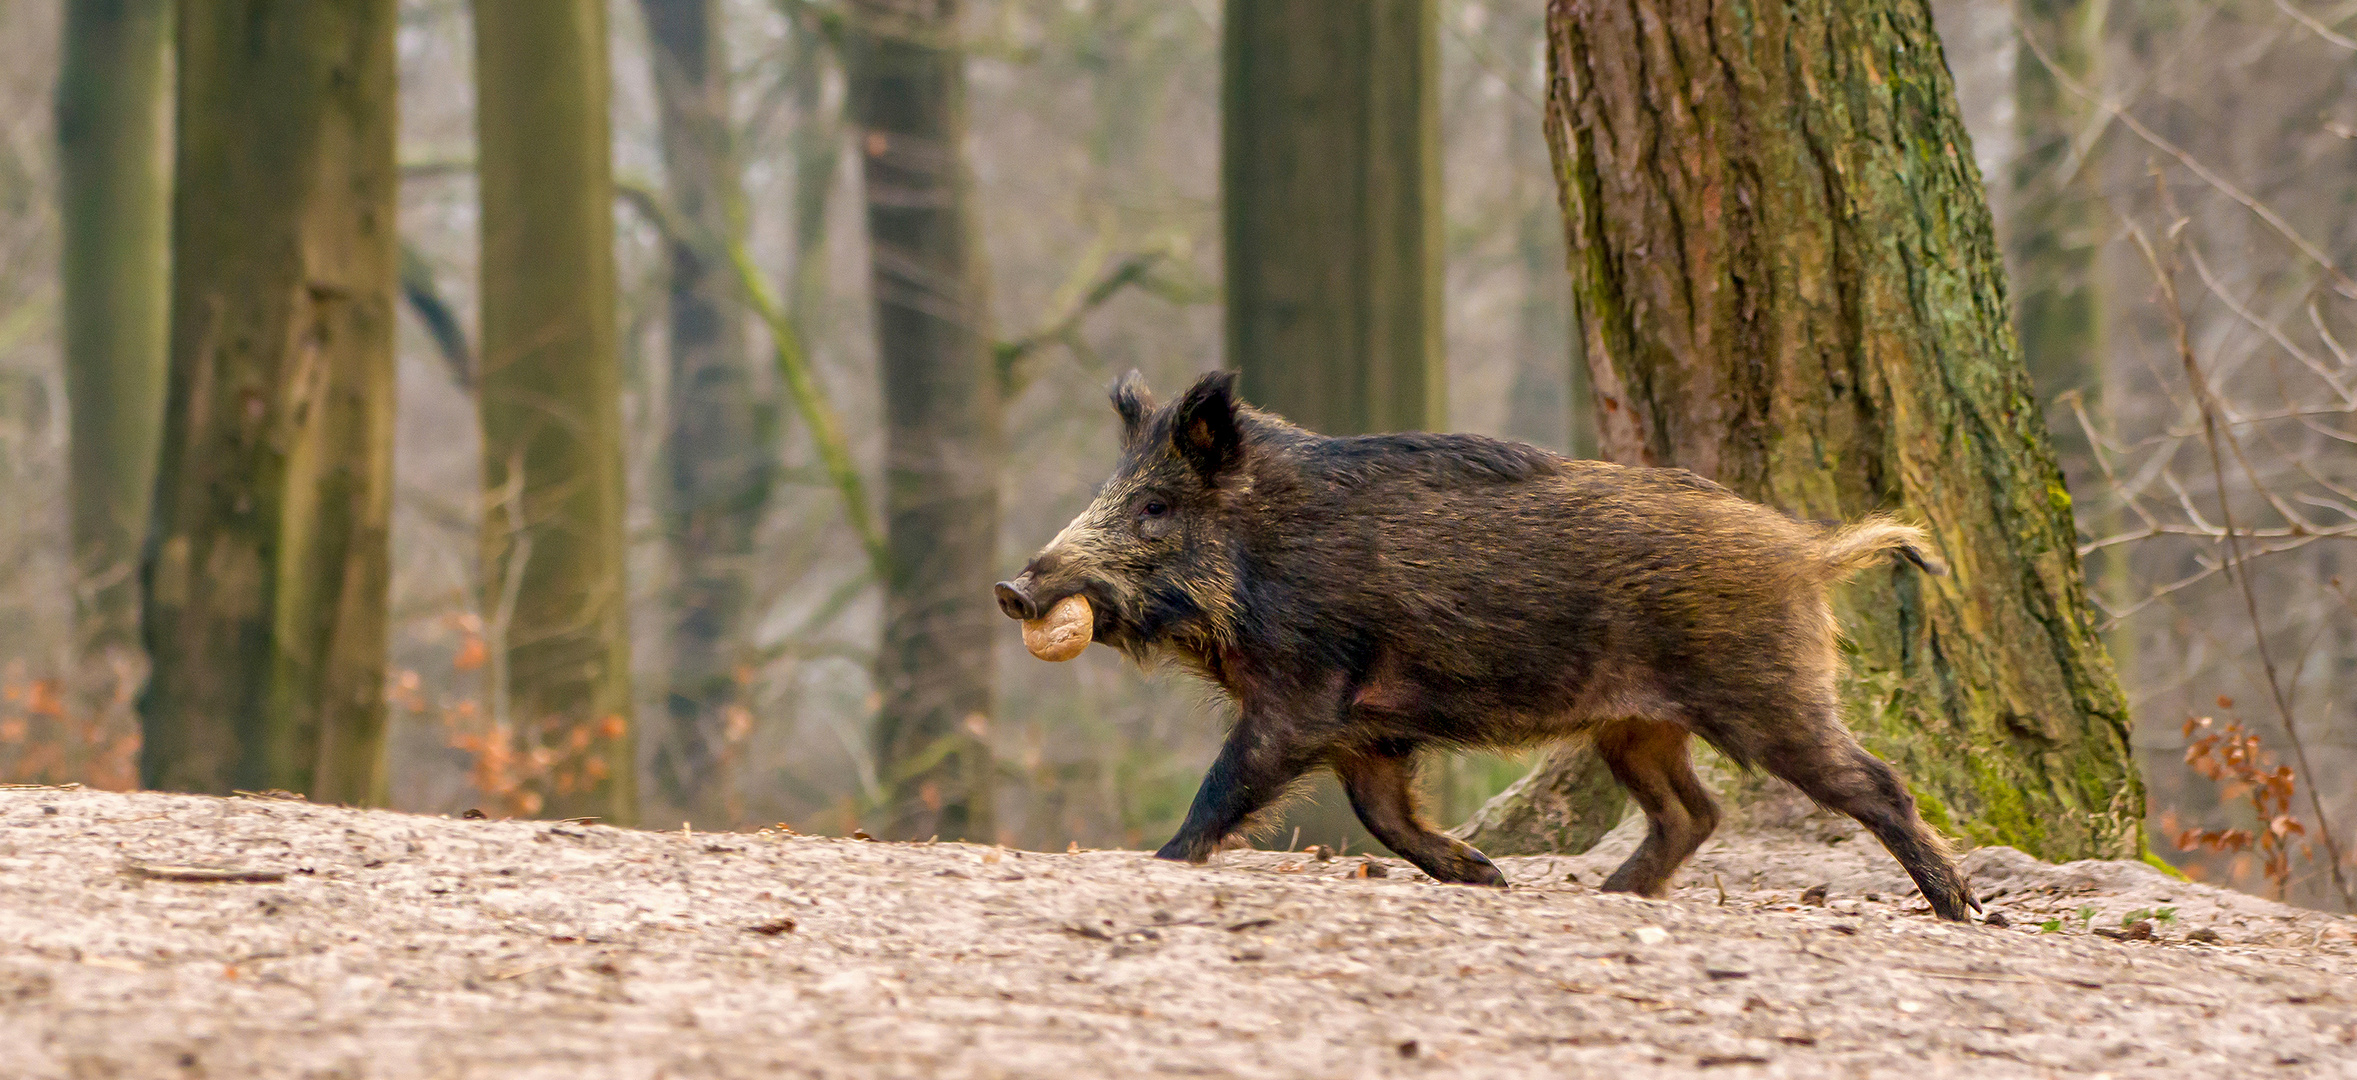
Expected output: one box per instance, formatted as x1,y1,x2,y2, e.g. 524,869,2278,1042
1223,0,1443,436
1222,0,1445,855
475,0,636,824
850,0,999,842
58,0,173,740
1472,0,2140,862
638,0,771,825
140,0,398,803
2008,0,2106,488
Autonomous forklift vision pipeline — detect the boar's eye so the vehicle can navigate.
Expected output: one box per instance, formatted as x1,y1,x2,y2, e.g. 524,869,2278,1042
1134,496,1174,537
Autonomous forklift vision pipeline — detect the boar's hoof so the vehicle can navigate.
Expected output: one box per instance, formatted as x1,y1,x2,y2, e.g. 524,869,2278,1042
1436,843,1508,888
1022,594,1093,662
1152,838,1213,864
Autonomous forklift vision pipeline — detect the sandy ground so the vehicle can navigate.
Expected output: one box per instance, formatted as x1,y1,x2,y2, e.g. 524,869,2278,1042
1,787,2353,1079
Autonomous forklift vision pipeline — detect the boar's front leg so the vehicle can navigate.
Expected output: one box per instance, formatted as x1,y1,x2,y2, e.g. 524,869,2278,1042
1334,746,1507,887
1155,719,1315,863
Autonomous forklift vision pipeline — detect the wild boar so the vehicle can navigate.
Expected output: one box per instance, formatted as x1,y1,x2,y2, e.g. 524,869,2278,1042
994,371,1976,921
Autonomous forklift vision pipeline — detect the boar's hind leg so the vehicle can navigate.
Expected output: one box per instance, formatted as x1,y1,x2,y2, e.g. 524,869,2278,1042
1594,719,1721,899
1334,748,1507,887
1759,728,1978,922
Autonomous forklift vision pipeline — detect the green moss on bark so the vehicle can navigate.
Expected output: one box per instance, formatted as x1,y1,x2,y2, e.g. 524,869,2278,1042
141,0,398,803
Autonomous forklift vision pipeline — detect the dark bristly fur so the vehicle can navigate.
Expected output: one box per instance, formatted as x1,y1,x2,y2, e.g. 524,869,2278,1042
995,371,1978,921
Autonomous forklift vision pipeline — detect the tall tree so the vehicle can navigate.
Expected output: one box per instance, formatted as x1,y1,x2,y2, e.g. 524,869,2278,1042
1221,0,1443,852
637,0,772,825
475,0,636,823
848,0,999,842
140,0,399,803
1477,0,2140,861
2008,0,2107,489
1223,0,1443,435
58,0,173,722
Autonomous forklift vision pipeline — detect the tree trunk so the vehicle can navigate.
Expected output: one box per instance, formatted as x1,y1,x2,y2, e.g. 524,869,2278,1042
849,0,998,842
140,0,398,803
1222,0,1444,855
638,0,770,826
58,0,173,744
1452,742,1625,857
1477,0,2141,862
1223,0,1443,435
786,10,842,320
2007,0,2106,490
1503,49,1593,461
475,0,636,824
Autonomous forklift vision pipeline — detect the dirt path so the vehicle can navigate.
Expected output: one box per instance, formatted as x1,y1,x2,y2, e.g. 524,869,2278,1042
2,788,2352,1078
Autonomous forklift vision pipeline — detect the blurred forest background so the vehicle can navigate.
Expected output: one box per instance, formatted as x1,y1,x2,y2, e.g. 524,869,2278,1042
0,0,2349,911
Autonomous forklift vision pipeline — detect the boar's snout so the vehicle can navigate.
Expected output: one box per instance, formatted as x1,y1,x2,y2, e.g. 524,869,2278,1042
994,577,1042,621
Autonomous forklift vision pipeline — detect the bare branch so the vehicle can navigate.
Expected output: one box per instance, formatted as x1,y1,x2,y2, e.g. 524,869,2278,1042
2015,6,2357,298
2126,205,2352,905
2182,242,2353,406
996,250,1167,395
2273,0,2357,50
616,176,890,582
397,241,473,392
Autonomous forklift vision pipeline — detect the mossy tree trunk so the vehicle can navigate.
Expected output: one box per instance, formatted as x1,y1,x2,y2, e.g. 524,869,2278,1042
1475,0,2140,862
58,0,173,737
1222,0,1444,854
849,0,998,842
475,0,636,824
140,0,399,803
638,0,772,826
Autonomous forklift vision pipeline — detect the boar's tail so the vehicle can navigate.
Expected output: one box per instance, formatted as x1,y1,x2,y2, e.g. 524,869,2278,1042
1816,516,1948,579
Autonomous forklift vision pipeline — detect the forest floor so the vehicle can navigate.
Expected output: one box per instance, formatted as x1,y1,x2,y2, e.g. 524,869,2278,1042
1,788,2353,1079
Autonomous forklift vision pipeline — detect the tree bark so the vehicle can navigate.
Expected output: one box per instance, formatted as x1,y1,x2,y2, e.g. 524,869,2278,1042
59,0,173,739
1223,0,1443,435
637,0,771,825
1222,0,1446,855
849,0,998,842
140,0,398,803
1453,742,1624,856
474,0,636,824
1477,0,2141,862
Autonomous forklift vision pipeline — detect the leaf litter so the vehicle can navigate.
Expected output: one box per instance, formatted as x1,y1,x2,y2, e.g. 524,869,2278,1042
0,789,2352,1078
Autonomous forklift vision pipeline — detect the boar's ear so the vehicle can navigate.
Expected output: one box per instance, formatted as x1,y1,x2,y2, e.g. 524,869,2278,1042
1110,369,1156,446
1172,370,1243,481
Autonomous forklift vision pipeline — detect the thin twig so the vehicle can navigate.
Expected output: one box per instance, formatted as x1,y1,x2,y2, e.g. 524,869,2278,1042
398,241,473,391
2014,5,2357,299
997,251,1167,394
616,178,890,581
486,452,533,750
2273,0,2357,50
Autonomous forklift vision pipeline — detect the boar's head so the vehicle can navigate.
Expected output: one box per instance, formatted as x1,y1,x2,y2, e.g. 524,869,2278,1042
994,370,1250,664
